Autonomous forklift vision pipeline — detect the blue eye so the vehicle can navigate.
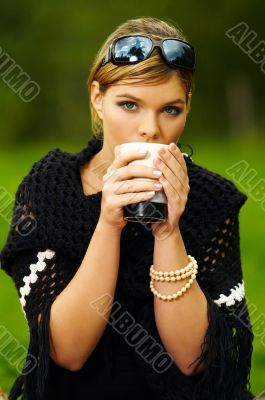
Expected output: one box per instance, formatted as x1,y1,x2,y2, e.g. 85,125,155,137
118,101,137,111
117,101,183,116
164,106,183,115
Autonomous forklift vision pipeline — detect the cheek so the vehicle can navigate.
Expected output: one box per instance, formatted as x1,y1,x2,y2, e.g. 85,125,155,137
177,115,187,131
163,114,186,132
104,106,128,125
177,111,188,128
101,108,118,131
102,108,138,143
161,115,186,143
104,107,139,134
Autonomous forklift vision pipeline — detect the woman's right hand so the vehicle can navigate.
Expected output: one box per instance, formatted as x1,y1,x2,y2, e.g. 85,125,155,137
98,145,163,231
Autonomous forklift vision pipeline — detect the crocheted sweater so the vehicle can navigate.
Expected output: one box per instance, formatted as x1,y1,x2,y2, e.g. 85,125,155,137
0,134,254,400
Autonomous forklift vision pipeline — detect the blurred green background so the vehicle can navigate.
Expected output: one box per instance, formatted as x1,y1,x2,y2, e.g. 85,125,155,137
0,0,264,397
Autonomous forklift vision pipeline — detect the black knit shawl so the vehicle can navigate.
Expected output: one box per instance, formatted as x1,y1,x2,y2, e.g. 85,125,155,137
0,134,254,400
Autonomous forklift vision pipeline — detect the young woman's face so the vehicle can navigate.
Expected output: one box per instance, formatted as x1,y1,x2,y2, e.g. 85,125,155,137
91,74,191,149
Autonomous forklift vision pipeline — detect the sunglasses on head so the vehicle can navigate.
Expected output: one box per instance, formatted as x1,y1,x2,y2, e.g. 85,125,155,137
100,34,195,73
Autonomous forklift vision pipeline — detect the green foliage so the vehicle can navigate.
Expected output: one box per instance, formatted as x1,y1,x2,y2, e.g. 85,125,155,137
0,1,264,144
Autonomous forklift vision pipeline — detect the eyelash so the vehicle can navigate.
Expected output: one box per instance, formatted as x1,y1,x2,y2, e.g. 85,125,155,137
117,101,183,116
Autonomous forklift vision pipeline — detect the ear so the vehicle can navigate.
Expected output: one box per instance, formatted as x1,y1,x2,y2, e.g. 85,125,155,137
186,92,192,115
90,80,104,120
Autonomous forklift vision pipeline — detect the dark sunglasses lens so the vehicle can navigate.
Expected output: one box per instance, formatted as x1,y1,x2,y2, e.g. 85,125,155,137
163,40,195,69
114,36,152,62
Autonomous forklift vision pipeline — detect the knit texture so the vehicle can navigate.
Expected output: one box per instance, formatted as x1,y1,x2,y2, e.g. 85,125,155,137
0,134,254,400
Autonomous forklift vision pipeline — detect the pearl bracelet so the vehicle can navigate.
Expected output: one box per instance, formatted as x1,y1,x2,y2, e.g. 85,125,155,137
149,255,198,301
150,267,197,282
150,259,198,282
150,255,196,277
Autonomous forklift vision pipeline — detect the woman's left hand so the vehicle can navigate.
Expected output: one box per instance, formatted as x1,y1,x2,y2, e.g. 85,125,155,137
151,142,190,238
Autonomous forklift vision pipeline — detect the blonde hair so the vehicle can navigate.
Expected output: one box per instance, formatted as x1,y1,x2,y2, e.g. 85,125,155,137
87,17,195,137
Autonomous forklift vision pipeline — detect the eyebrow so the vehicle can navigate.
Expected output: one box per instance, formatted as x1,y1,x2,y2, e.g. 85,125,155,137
115,93,185,106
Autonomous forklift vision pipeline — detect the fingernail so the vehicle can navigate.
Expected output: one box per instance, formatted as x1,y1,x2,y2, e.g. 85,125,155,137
153,170,162,176
138,149,147,154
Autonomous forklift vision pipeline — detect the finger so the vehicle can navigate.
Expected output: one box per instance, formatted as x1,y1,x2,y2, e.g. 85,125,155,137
155,158,187,193
159,143,188,176
171,143,188,175
113,177,163,195
112,145,149,169
110,164,163,184
158,145,188,183
120,190,156,206
102,166,116,183
159,173,182,202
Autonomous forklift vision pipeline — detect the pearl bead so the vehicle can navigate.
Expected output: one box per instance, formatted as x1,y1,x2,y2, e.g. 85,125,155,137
149,255,198,302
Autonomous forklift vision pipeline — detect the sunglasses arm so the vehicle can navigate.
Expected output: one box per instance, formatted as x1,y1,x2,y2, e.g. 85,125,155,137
101,46,112,67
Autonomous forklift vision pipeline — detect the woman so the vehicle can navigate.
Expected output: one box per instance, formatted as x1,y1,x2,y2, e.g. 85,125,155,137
0,17,254,400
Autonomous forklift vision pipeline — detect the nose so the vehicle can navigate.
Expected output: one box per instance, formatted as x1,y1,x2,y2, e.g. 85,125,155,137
138,112,160,140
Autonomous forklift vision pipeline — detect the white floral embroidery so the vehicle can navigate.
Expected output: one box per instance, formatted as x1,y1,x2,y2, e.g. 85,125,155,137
213,280,245,307
19,249,55,314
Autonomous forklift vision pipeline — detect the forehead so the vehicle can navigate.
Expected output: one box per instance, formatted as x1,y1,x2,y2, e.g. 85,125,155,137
107,74,186,100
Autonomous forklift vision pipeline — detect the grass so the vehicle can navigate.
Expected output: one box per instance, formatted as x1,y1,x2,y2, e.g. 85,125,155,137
0,135,264,396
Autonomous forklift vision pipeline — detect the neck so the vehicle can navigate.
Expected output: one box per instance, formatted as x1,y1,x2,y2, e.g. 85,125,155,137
86,143,115,189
